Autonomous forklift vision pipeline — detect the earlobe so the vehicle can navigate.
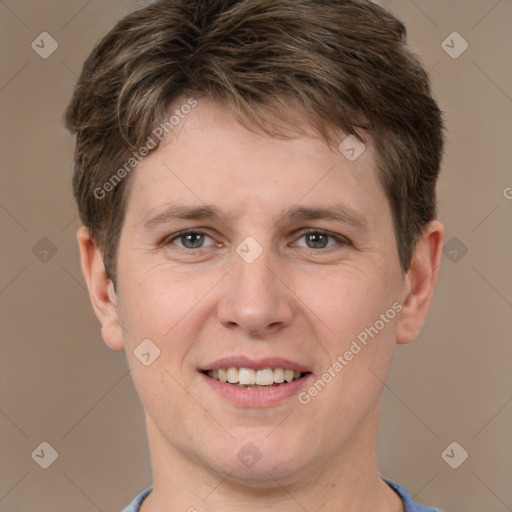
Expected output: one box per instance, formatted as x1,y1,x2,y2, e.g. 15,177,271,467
396,220,444,345
76,226,125,351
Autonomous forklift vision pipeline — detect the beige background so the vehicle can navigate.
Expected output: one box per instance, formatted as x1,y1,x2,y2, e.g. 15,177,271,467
1,0,511,511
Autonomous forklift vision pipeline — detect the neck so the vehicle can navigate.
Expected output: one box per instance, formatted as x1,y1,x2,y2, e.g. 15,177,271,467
139,404,403,512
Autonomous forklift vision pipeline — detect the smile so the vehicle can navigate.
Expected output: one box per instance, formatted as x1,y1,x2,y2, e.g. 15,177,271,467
203,367,306,388
199,357,313,407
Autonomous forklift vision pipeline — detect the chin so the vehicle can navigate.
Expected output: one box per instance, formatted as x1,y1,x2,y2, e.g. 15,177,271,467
203,439,313,487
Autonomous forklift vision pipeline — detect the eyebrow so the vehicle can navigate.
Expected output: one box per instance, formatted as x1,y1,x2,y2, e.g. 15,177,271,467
139,202,368,231
283,204,367,230
140,204,226,230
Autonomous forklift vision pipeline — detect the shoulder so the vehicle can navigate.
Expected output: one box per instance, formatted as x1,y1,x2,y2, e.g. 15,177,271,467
382,477,444,512
121,486,153,512
121,481,442,512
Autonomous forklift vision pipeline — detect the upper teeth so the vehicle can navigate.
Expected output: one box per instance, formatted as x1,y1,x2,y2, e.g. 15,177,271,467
206,367,301,385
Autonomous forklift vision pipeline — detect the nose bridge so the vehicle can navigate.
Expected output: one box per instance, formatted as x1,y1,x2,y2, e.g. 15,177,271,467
217,240,293,335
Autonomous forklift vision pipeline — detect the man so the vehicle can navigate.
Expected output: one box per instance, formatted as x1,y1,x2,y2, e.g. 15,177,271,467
64,1,445,510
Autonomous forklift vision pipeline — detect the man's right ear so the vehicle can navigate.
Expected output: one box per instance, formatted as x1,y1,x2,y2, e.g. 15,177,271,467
77,226,125,350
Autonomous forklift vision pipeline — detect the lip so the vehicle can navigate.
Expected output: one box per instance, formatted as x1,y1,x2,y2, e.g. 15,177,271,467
200,371,313,407
198,356,313,407
199,356,312,373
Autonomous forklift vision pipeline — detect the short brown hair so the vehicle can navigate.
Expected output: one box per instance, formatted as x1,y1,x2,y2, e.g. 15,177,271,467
64,0,444,284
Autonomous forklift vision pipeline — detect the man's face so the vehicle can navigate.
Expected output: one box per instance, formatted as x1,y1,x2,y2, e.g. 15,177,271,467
112,98,407,483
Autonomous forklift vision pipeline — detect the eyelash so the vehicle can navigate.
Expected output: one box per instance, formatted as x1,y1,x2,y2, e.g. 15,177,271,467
163,228,350,252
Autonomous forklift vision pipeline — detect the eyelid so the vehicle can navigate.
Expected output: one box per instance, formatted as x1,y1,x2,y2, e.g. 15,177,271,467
163,227,350,251
163,228,216,248
292,228,351,247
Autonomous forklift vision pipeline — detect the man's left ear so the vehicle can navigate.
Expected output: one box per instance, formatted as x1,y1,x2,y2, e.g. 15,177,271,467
77,226,125,351
396,220,444,345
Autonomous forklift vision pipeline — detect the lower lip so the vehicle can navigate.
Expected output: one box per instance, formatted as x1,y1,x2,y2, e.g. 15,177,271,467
200,372,312,407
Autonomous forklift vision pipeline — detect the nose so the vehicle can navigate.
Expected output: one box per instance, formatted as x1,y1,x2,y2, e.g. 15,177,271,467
216,247,294,337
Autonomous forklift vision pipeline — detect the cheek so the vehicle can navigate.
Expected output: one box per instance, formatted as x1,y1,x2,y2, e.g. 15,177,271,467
296,270,400,442
296,264,401,404
116,262,215,358
116,268,213,424
298,263,399,346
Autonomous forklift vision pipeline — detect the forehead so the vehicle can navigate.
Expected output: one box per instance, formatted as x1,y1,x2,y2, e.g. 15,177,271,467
123,99,389,229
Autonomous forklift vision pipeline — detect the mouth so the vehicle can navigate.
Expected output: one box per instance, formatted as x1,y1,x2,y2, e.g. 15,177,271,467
198,357,313,407
201,367,311,389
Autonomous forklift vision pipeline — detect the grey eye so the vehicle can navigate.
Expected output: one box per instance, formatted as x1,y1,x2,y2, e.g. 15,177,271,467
168,230,215,249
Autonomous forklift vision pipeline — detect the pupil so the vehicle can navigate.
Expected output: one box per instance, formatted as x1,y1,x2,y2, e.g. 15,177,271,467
307,233,328,249
182,233,203,248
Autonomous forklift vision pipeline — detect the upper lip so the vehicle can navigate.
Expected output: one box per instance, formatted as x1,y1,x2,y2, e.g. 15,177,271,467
199,356,312,373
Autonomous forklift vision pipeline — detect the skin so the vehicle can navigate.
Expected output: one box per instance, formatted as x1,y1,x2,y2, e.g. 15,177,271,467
78,98,443,512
